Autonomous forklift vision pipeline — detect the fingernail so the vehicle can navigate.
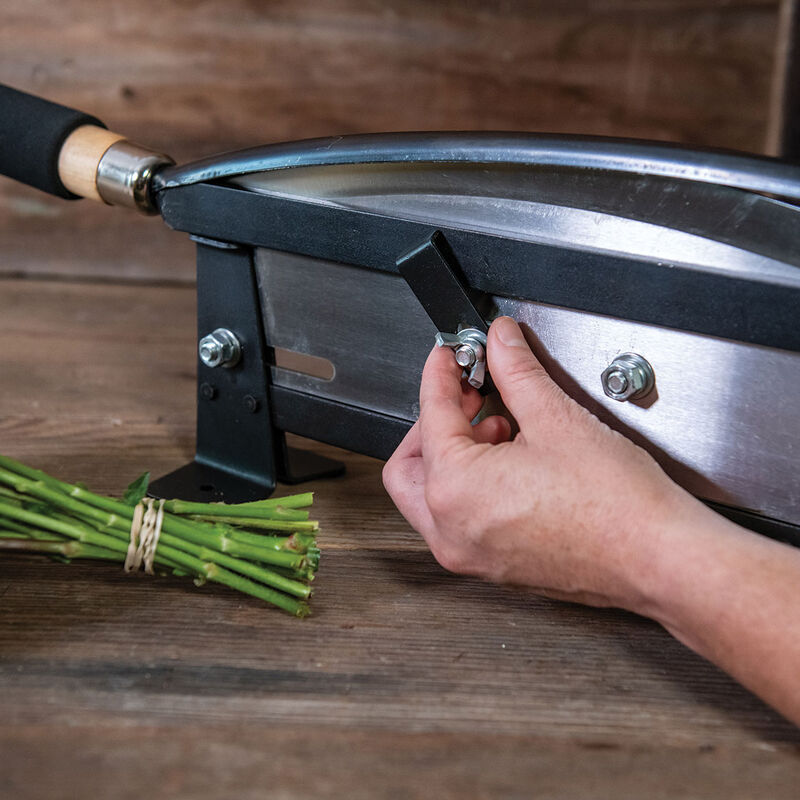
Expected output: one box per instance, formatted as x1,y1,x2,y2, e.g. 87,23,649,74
494,316,527,347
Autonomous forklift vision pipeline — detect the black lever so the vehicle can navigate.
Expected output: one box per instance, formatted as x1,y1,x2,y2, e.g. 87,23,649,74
397,230,492,391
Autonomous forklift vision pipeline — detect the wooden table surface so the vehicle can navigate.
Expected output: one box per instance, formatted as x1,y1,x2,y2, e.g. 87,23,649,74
1,276,799,798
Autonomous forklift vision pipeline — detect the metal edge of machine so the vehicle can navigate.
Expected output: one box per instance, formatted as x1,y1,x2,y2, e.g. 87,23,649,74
152,131,800,201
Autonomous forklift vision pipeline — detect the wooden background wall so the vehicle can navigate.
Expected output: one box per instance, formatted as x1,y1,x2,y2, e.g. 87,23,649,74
0,0,791,284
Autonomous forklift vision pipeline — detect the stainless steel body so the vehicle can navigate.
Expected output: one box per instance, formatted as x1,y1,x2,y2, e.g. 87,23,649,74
229,150,800,527
257,247,800,527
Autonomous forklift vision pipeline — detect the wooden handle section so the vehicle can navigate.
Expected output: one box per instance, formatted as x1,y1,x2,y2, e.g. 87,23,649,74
57,125,126,202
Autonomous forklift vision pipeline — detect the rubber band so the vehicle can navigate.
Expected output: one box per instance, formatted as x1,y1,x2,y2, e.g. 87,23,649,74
144,498,165,575
124,498,165,574
123,501,145,573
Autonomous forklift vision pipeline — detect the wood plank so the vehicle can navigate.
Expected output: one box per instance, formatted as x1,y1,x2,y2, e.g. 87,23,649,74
0,278,197,425
1,724,798,800
0,0,781,282
1,276,799,795
2,551,800,744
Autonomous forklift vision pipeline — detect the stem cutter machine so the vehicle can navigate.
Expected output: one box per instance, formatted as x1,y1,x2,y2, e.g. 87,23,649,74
1,84,798,545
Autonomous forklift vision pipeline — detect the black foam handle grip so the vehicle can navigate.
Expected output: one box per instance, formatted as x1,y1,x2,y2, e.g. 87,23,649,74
0,84,105,199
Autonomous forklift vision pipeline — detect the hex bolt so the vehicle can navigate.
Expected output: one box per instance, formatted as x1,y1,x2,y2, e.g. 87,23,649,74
601,353,655,402
455,344,477,369
604,370,628,395
435,327,489,389
198,328,242,369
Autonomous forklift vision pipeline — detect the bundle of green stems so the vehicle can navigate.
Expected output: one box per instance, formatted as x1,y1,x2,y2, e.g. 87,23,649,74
0,455,320,617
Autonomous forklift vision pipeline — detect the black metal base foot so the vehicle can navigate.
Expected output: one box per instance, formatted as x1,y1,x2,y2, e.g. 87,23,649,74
148,461,272,503
148,447,346,503
278,446,346,485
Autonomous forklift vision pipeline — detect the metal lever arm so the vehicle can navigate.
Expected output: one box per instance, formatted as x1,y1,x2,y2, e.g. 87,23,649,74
397,231,487,334
397,231,491,390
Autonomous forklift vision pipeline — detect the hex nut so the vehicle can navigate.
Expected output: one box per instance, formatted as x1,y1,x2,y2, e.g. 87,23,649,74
601,353,654,402
198,328,241,369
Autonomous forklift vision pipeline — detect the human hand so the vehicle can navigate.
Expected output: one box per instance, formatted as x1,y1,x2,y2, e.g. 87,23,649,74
382,316,702,613
385,315,800,724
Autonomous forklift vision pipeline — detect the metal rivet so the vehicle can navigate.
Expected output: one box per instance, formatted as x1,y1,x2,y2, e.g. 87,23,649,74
199,382,217,400
244,394,260,413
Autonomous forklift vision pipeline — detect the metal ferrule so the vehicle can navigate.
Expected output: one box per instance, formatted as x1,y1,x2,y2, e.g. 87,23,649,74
96,141,174,214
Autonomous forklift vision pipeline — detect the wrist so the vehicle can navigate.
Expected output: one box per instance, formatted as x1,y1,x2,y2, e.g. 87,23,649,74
630,491,753,630
621,487,723,622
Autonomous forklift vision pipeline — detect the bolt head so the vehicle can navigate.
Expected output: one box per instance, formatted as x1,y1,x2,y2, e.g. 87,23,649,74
455,344,476,368
198,328,241,369
435,328,488,389
605,369,628,395
199,339,223,367
601,353,655,402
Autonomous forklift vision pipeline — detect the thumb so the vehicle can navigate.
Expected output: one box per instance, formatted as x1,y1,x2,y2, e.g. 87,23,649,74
487,316,562,429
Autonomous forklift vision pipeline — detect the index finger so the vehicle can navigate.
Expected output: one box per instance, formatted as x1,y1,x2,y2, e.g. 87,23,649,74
419,345,476,464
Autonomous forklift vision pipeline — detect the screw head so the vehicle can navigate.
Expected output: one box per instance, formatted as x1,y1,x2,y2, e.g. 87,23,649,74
601,353,655,402
199,382,217,401
243,394,260,413
198,328,241,369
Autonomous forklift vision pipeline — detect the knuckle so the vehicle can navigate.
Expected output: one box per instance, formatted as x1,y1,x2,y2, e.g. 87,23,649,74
554,391,604,435
381,459,398,494
431,543,467,575
537,381,571,419
522,377,576,429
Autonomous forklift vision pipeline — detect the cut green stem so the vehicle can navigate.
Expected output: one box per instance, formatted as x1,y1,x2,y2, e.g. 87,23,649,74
188,515,318,532
164,494,314,516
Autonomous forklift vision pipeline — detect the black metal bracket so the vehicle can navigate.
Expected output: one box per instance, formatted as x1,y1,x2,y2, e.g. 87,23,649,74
148,240,343,502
